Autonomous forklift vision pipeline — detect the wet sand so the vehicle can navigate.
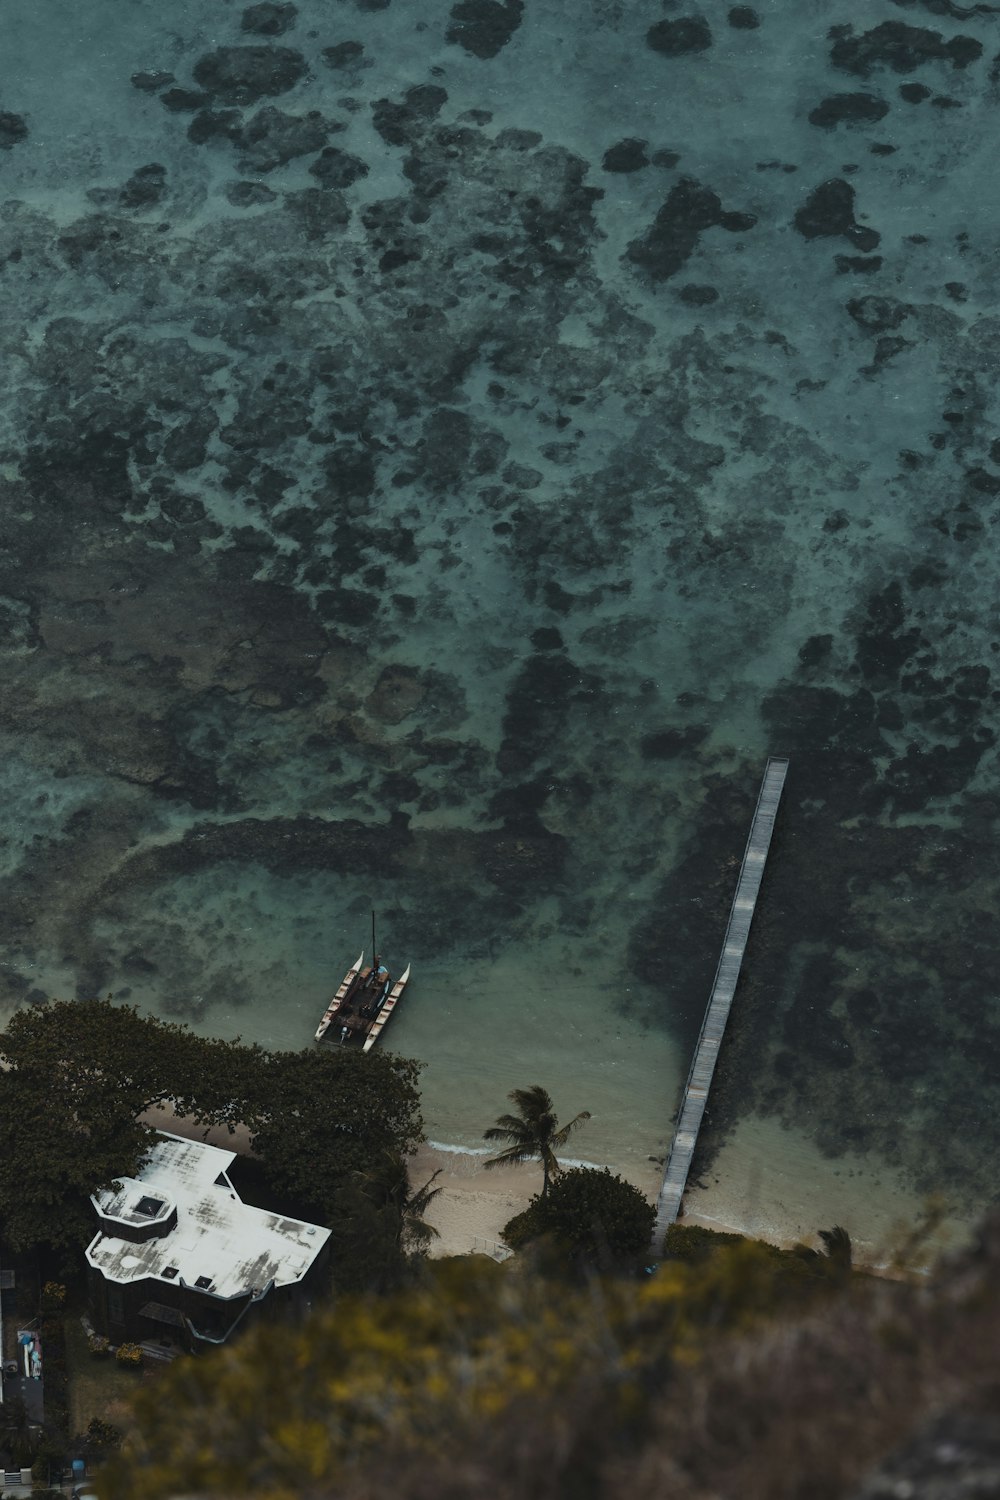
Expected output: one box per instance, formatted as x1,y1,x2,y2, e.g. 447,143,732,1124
680,1115,981,1273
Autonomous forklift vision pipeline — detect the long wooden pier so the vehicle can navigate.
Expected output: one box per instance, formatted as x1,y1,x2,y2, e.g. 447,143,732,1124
651,756,789,1248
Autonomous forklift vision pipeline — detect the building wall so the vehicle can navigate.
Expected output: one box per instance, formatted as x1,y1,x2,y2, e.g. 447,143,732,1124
87,1237,330,1354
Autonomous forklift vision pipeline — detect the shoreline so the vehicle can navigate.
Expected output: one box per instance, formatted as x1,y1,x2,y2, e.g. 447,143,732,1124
141,1105,978,1274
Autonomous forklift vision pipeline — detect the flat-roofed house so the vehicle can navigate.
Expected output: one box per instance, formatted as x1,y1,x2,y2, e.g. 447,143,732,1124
86,1131,331,1353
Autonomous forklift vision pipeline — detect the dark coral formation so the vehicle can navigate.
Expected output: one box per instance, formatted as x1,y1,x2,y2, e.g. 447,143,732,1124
626,178,756,281
446,0,524,59
647,18,713,57
830,22,982,76
0,111,28,149
808,93,890,128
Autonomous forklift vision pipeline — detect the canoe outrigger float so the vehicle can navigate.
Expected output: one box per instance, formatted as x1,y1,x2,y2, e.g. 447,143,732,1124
314,913,411,1052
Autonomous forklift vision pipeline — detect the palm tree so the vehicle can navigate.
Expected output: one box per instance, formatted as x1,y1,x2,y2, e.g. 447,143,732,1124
483,1085,591,1199
354,1151,444,1254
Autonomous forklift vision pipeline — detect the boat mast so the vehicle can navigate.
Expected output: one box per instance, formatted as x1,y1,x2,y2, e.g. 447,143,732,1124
371,908,379,973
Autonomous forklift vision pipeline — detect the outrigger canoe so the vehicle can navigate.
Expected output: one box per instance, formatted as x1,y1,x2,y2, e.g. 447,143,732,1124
315,927,411,1050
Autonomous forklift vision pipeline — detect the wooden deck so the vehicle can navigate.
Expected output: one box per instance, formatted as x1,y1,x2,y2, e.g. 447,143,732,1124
651,756,789,1248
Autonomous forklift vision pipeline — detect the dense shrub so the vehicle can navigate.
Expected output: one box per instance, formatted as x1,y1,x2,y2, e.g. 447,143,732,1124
502,1168,656,1268
662,1223,747,1263
40,1281,66,1313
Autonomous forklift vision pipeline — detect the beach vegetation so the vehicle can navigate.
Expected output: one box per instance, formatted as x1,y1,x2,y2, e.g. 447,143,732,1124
661,1222,747,1262
483,1084,591,1198
501,1167,655,1271
819,1223,853,1270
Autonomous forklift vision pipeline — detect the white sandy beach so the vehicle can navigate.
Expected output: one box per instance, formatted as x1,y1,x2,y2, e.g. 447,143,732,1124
409,1143,661,1259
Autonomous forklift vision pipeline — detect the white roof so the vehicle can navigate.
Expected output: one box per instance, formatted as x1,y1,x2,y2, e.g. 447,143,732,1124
86,1132,330,1300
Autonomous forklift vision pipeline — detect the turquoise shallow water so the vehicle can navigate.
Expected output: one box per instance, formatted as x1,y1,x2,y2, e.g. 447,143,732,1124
2,0,1000,1240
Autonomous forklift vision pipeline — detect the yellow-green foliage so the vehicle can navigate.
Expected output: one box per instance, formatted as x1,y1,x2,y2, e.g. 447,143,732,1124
102,1240,846,1500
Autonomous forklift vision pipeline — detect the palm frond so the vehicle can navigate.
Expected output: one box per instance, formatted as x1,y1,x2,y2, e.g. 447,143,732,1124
551,1110,592,1149
507,1084,553,1118
483,1143,538,1169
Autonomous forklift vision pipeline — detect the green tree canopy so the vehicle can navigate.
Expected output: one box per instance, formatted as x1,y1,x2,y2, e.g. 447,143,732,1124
242,1047,424,1221
502,1167,656,1268
483,1085,590,1198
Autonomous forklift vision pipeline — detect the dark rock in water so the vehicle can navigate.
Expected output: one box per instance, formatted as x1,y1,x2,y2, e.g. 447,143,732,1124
794,178,879,251
316,586,380,627
188,109,243,145
762,683,888,760
497,651,599,777
602,138,649,173
830,22,982,76
798,634,833,668
835,255,883,273
794,177,856,237
530,626,564,650
679,283,718,304
119,163,167,209
282,187,350,239
225,179,279,206
192,46,308,106
241,2,298,35
322,41,365,68
163,417,215,469
158,492,207,526
640,725,709,759
413,409,474,491
131,70,175,92
627,177,756,281
494,127,541,150
480,826,567,895
809,93,890,128
846,293,912,331
647,18,713,56
23,427,136,517
380,772,421,805
309,145,369,188
161,88,212,112
854,581,923,683
237,106,333,172
885,736,990,811
544,580,575,614
900,81,931,101
728,6,759,26
0,111,28,149
372,85,448,146
446,0,524,59
367,665,424,724
966,466,1000,496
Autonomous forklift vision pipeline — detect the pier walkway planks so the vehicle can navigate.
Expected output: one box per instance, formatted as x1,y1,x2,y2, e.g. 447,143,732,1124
651,756,789,1248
